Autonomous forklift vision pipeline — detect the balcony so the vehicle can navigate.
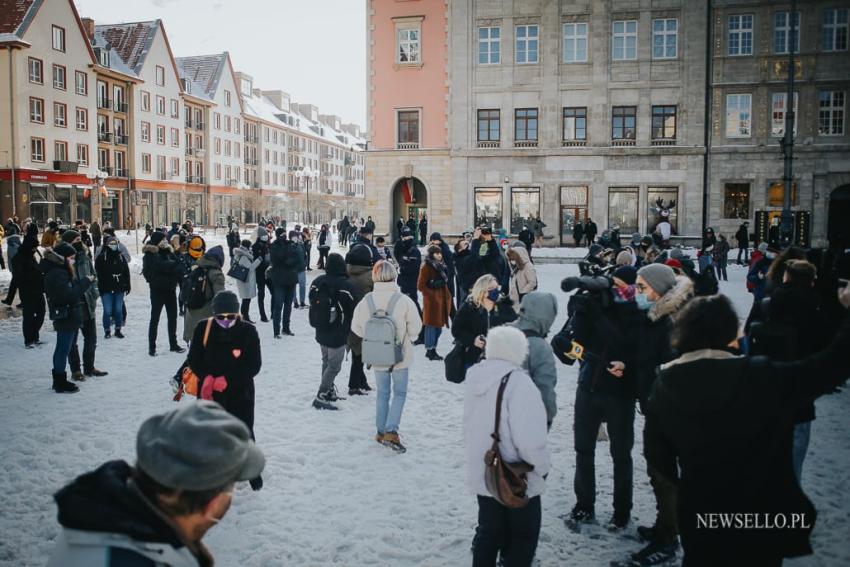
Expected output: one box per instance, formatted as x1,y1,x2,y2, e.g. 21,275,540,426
100,166,113,176
562,139,587,147
113,101,128,113
96,98,112,110
651,138,676,147
477,140,500,149
97,131,113,143
396,142,419,150
611,139,636,147
194,121,205,130
185,119,192,129
53,160,79,173
514,140,538,148
114,134,128,145
115,168,128,178
185,176,206,184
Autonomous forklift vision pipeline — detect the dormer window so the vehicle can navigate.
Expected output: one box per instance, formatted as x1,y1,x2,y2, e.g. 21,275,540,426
182,79,192,94
96,47,109,67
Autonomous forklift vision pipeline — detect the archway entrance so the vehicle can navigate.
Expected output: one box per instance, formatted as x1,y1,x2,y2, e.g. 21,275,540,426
828,185,850,249
391,177,428,241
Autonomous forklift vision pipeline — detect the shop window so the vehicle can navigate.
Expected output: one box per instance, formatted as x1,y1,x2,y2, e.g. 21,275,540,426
608,188,639,233
474,188,503,229
510,187,540,234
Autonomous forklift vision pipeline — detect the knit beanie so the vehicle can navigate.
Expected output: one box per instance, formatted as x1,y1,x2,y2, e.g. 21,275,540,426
60,229,80,243
612,265,637,286
212,291,240,315
637,263,677,296
148,231,166,246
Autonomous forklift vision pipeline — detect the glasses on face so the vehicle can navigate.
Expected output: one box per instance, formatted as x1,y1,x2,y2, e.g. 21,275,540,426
635,283,648,293
215,313,238,321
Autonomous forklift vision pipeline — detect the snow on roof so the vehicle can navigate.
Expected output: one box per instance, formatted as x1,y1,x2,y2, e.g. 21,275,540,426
95,21,158,74
92,29,139,78
175,54,226,101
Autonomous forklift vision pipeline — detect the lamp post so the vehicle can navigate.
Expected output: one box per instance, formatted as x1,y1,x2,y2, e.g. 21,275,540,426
779,0,798,248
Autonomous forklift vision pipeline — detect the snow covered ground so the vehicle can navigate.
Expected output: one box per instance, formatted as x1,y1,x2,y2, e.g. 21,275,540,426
0,233,848,566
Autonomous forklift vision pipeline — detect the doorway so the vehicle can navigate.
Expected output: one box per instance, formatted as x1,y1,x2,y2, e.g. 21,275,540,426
828,185,850,250
560,186,589,246
391,177,428,241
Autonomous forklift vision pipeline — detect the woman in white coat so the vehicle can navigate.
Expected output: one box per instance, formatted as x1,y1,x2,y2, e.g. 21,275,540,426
464,325,550,566
506,245,538,313
231,239,262,322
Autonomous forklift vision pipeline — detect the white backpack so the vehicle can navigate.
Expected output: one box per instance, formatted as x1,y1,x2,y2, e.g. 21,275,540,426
362,293,404,368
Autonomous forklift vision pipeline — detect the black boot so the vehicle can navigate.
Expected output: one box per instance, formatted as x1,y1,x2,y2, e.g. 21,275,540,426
425,349,443,361
249,475,263,491
52,371,80,394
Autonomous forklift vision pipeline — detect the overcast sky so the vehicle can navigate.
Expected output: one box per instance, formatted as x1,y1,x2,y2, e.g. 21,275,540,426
74,0,367,128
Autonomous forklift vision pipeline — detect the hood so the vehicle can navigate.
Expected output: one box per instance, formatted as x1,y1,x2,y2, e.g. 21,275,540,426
429,232,442,242
656,350,746,413
39,249,67,272
233,247,253,261
466,359,522,397
514,292,557,337
507,246,530,268
203,245,225,268
325,253,347,276
648,275,694,322
347,264,372,278
54,460,182,546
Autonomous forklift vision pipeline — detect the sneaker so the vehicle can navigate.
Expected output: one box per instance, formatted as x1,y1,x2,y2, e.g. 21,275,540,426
607,512,630,531
114,329,125,339
71,371,86,382
381,432,407,453
312,391,339,410
565,505,595,531
348,388,367,396
104,329,111,339
626,540,679,566
85,368,109,377
169,345,186,354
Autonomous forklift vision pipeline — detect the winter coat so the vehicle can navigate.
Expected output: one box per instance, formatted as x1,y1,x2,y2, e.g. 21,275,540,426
584,221,598,241
347,236,381,265
511,292,559,425
634,276,694,407
645,314,850,564
464,358,551,499
346,264,375,355
365,219,376,233
454,246,485,294
507,247,537,312
451,298,517,366
231,247,262,300
251,239,271,275
405,218,417,234
518,228,534,249
48,460,212,567
6,233,22,263
350,281,423,370
318,229,331,248
40,250,92,333
532,219,546,238
142,243,181,293
713,239,730,266
735,224,750,248
394,238,421,295
12,234,43,298
470,238,502,282
418,258,452,328
572,223,584,242
183,253,226,343
310,255,356,348
267,239,305,287
747,256,772,301
95,247,131,295
73,245,99,321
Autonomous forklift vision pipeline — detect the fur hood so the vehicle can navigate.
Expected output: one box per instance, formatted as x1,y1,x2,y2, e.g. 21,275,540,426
142,242,172,255
485,326,529,367
233,246,253,262
506,245,531,269
648,275,694,322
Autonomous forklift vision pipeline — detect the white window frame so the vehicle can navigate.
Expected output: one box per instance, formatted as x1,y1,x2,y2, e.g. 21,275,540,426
157,125,165,145
75,71,87,95
156,96,165,116
31,137,45,162
774,11,801,54
54,102,66,128
728,14,754,56
224,90,231,107
29,97,44,123
478,26,501,65
54,141,67,161
612,20,638,61
28,57,42,84
822,8,849,51
515,24,539,64
818,90,845,136
397,27,421,64
141,153,151,173
155,65,165,86
171,127,179,148
771,92,798,137
76,143,89,166
75,107,87,131
170,99,179,119
726,93,752,138
141,122,150,143
652,18,678,59
52,25,65,52
141,91,150,112
52,64,66,90
563,22,588,63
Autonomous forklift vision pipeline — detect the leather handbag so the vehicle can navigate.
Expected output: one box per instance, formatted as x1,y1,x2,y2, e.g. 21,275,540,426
484,372,534,508
227,261,250,282
444,342,467,383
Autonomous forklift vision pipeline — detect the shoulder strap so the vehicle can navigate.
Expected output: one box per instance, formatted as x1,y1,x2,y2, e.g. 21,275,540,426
202,318,213,348
366,293,379,317
385,292,402,318
491,372,512,442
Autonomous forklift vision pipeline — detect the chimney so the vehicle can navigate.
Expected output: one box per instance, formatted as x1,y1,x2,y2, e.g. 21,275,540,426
81,18,95,42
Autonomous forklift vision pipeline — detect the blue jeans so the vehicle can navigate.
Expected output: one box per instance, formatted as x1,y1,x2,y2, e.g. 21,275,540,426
291,271,307,307
792,421,811,483
271,283,295,335
425,326,442,349
53,329,76,373
375,367,409,434
101,291,125,331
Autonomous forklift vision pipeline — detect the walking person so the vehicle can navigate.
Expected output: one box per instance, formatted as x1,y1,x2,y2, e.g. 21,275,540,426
302,226,313,271
2,224,22,305
532,215,546,247
464,325,550,566
346,243,375,394
14,224,46,347
291,231,309,309
95,235,130,338
713,234,730,282
185,291,264,491
251,226,271,322
518,224,534,259
506,246,537,313
226,226,240,264
418,214,428,246
418,245,452,361
735,221,750,265
573,220,585,248
183,246,226,344
394,226,425,344
142,231,185,356
232,240,262,322
41,242,93,393
583,217,598,247
309,253,356,410
268,230,303,338
351,260,422,453
317,224,331,269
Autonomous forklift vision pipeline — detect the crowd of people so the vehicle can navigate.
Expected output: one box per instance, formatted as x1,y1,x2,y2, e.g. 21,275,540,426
4,213,847,567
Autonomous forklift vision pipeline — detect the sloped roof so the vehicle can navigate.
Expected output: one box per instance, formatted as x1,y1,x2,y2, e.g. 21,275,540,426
96,21,158,74
92,29,139,79
175,54,225,100
0,0,37,35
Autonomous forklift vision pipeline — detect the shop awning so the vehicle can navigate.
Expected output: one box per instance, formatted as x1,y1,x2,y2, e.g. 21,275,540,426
54,184,74,189
29,200,61,205
28,182,48,188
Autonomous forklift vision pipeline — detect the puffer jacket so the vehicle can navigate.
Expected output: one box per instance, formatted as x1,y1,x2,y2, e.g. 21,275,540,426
40,250,92,332
13,233,43,298
393,238,421,295
142,242,181,292
267,239,305,287
231,247,262,300
506,246,538,312
464,358,550,499
95,247,131,294
350,281,423,370
183,249,226,343
73,245,99,321
512,292,559,424
310,254,356,348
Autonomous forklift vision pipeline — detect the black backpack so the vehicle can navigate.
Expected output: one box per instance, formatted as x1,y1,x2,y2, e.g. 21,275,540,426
309,279,343,330
182,265,210,309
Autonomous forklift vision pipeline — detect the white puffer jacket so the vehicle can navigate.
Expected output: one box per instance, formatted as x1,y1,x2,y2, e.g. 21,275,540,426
350,281,423,370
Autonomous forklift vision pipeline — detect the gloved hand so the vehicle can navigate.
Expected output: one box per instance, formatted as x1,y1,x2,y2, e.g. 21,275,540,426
561,277,582,292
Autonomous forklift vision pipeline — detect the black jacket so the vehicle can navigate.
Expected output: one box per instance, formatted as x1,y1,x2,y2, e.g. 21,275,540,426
394,238,421,295
141,243,181,293
318,230,330,248
95,247,131,294
268,239,305,286
346,236,381,265
187,318,261,393
584,221,598,240
735,224,750,247
518,228,534,247
251,239,271,275
645,314,850,564
454,248,486,293
470,238,501,281
309,256,356,348
451,298,517,365
41,250,92,332
11,233,43,298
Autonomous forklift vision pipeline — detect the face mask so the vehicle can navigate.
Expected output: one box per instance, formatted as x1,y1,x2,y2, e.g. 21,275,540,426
261,236,269,242
73,242,83,252
215,317,236,329
635,293,654,311
487,288,501,302
108,244,118,251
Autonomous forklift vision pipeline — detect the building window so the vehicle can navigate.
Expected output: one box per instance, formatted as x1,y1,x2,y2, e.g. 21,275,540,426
170,99,179,118
141,122,150,142
651,105,677,142
767,180,798,207
215,163,222,180
771,92,798,136
156,156,166,179
774,11,801,54
562,107,587,144
141,153,151,173
115,151,126,176
478,26,501,64
510,187,540,234
141,91,150,112
514,108,538,143
54,102,67,128
215,138,221,154
728,14,754,56
75,107,87,131
31,137,45,162
397,28,420,63
52,25,65,52
608,188,639,233
75,71,87,95
156,65,165,86
98,147,110,170
157,125,165,145
224,90,231,107
475,188,503,229
612,106,637,141
613,20,638,60
225,116,232,132
76,144,89,166
822,8,849,51
726,94,752,137
819,90,845,135
52,64,66,90
225,140,232,156
652,19,678,59
29,97,44,123
28,57,43,84
477,109,500,144
97,114,109,136
235,118,240,134
723,183,750,219
214,113,221,129
647,189,679,234
563,23,588,63
156,96,165,115
171,158,180,176
171,127,179,147
515,25,539,64
54,141,68,161
397,110,419,148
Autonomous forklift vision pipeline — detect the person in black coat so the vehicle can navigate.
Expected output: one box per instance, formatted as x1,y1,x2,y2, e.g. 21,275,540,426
518,225,534,258
95,235,131,338
583,218,598,246
735,221,750,265
405,215,417,238
347,226,381,265
453,238,482,308
396,218,405,240
394,227,424,344
226,228,240,263
317,224,331,269
572,221,585,248
41,242,92,393
185,290,263,490
451,274,516,367
644,293,850,566
429,232,455,300
141,231,184,356
267,231,305,337
13,226,46,348
418,215,428,246
251,226,271,322
470,228,502,282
